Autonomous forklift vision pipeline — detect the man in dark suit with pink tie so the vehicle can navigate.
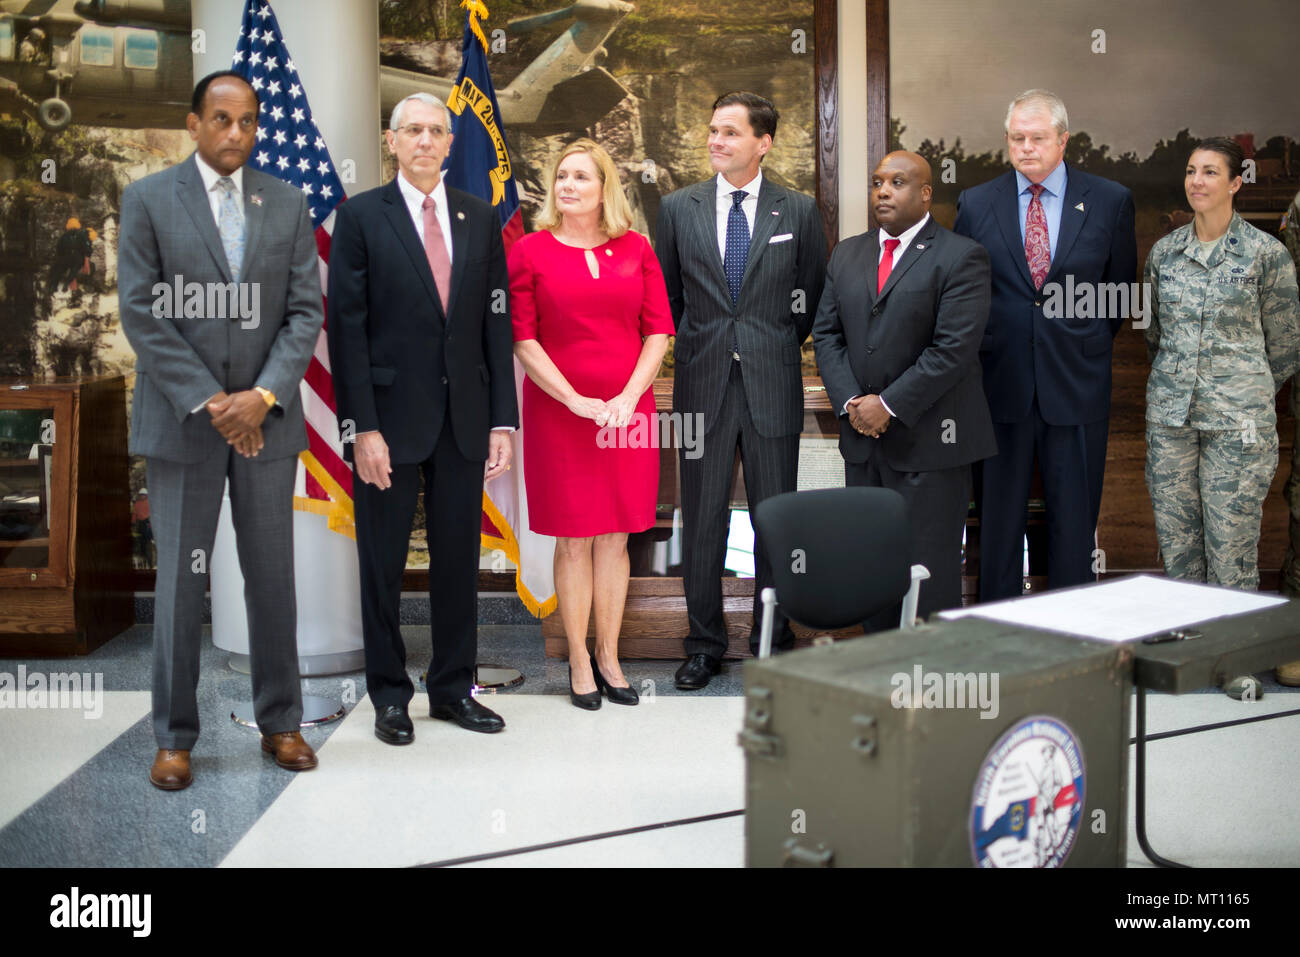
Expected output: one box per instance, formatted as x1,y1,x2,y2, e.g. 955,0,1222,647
327,92,518,745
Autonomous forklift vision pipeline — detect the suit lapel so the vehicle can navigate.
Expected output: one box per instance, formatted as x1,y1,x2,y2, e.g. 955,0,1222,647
381,179,445,323
877,216,937,300
688,180,728,296
239,170,266,281
1046,166,1091,285
993,172,1036,292
175,155,234,282
739,181,785,291
444,187,469,325
864,230,881,305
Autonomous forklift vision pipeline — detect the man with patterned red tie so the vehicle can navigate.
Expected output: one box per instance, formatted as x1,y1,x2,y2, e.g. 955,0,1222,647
954,90,1137,601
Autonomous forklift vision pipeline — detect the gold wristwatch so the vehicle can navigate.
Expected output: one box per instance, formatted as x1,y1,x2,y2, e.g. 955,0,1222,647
253,386,277,408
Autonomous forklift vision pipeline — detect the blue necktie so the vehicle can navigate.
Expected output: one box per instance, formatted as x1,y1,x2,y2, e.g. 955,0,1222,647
216,176,245,283
724,189,749,357
724,189,749,304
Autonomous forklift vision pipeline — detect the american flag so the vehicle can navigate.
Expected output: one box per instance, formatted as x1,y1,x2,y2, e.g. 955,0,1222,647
230,0,353,535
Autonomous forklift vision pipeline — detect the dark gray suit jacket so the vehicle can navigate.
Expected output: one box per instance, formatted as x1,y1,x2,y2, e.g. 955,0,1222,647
656,176,826,437
813,216,997,472
118,153,324,463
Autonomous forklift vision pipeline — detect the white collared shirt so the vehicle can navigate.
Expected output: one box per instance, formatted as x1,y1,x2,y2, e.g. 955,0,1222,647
193,153,245,229
715,170,762,261
396,170,454,265
877,212,930,270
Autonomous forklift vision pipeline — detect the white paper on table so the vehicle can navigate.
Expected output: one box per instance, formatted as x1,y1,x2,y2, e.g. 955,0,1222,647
937,574,1291,643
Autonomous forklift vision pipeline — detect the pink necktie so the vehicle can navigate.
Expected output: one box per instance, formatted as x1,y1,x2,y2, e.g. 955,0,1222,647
878,238,900,294
1024,184,1050,289
421,195,451,314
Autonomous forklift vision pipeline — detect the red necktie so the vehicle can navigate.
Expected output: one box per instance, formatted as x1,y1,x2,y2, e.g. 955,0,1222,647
1024,184,1050,289
877,238,900,294
421,195,451,314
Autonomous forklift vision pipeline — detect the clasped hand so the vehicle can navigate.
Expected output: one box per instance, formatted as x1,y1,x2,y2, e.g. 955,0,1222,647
207,390,268,458
847,394,891,439
569,393,636,430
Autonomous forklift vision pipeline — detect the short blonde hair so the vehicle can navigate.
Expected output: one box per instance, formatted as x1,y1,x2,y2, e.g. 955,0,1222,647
534,138,632,238
1005,89,1069,136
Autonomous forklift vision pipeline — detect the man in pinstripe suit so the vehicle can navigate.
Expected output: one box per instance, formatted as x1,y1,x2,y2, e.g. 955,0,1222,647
656,92,826,689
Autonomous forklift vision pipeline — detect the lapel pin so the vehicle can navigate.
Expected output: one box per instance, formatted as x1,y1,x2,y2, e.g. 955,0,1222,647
1074,202,1085,211
457,211,465,220
771,210,779,216
605,248,612,256
915,243,925,250
250,194,263,207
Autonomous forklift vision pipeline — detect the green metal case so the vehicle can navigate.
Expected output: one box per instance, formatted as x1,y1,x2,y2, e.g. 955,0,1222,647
741,618,1133,867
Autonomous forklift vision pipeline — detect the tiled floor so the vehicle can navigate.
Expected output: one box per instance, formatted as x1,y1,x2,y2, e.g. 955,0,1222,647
0,621,1296,867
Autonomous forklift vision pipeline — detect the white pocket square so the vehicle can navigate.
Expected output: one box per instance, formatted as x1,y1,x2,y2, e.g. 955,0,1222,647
769,233,794,244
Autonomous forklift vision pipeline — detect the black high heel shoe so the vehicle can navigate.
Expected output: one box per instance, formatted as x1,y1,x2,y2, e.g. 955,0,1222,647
569,663,601,710
591,655,639,706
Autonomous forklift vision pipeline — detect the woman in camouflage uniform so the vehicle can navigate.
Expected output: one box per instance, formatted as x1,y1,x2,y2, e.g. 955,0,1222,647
1143,137,1300,591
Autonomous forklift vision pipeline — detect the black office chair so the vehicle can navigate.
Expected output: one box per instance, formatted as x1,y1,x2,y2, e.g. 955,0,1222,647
751,487,930,657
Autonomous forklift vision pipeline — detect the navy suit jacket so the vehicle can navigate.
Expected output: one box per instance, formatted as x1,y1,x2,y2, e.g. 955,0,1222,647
953,165,1136,425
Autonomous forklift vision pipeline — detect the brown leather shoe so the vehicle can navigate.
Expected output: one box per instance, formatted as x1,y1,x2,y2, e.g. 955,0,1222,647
1277,660,1300,687
149,749,192,790
260,731,318,771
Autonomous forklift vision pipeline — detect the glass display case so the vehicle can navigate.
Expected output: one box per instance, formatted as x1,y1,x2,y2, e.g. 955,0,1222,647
0,378,132,655
0,408,55,573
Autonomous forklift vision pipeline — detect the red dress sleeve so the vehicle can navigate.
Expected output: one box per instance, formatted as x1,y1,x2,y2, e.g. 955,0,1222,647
508,234,539,343
637,232,675,337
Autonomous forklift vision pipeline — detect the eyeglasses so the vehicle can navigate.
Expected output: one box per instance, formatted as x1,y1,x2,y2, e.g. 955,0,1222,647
398,124,448,139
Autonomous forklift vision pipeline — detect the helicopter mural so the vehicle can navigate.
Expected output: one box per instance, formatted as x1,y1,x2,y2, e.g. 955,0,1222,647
0,0,634,134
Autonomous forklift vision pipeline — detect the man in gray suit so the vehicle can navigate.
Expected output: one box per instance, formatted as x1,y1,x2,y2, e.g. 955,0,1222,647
118,71,324,789
656,91,826,689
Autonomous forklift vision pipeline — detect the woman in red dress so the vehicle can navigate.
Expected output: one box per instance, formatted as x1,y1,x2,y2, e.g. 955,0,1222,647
510,138,673,710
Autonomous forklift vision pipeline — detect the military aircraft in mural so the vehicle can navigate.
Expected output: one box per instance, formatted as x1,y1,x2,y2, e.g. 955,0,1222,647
0,0,634,134
0,0,191,133
381,0,635,136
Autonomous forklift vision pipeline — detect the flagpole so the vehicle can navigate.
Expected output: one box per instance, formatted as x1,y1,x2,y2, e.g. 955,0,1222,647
443,0,544,692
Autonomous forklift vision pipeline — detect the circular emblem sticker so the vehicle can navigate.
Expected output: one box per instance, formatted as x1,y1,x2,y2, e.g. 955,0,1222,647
970,715,1085,868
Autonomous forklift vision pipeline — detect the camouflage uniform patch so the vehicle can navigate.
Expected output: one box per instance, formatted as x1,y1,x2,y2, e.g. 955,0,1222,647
1143,212,1300,590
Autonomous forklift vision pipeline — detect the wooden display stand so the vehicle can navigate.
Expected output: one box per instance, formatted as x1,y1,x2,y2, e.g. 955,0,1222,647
0,376,133,656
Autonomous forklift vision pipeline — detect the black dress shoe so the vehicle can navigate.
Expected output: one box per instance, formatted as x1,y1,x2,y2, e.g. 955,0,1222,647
569,664,601,711
675,654,721,690
592,655,638,705
430,696,505,733
374,704,414,745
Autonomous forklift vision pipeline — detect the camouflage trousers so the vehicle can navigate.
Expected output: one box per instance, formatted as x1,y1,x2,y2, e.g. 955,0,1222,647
1281,378,1300,598
1146,422,1278,590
